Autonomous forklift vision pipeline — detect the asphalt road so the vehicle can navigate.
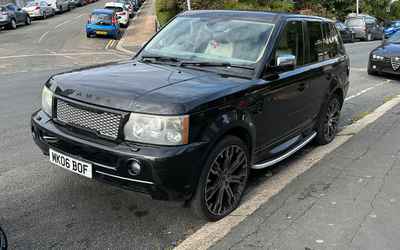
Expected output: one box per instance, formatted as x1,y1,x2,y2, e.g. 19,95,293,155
0,10,400,249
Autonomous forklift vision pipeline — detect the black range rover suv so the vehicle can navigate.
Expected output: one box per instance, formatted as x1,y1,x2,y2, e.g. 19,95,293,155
31,10,350,220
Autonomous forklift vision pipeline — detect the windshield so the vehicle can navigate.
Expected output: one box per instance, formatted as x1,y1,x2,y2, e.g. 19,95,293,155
391,21,400,28
90,13,112,24
346,19,364,27
142,16,275,66
388,30,400,43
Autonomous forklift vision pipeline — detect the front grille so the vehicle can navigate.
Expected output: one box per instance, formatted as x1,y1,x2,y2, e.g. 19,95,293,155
56,99,123,139
391,57,400,71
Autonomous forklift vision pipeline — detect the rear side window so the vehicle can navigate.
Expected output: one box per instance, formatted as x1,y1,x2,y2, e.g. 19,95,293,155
274,20,305,67
322,22,340,59
306,21,324,63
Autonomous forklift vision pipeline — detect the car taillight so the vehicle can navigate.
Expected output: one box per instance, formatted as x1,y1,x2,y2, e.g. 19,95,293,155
112,16,117,24
35,6,40,10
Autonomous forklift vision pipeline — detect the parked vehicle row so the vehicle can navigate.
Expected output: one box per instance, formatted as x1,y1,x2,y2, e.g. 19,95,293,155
345,14,384,41
85,0,145,39
0,0,100,30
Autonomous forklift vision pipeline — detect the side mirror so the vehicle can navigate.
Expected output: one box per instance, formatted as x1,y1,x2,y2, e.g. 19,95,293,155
276,54,296,71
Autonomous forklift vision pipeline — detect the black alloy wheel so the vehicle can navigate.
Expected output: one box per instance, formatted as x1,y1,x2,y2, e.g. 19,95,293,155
315,95,341,145
0,227,7,250
191,136,249,221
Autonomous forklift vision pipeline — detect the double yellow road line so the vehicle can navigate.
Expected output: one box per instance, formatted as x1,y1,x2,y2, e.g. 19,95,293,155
105,39,118,50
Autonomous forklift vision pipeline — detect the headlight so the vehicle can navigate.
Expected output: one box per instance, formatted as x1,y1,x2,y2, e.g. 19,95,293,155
372,54,384,61
124,113,189,145
41,86,54,117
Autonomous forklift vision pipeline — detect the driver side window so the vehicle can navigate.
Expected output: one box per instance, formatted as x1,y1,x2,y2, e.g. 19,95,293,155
272,20,305,70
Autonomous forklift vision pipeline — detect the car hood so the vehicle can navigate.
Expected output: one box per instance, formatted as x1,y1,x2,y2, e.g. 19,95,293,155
50,61,252,115
373,43,400,57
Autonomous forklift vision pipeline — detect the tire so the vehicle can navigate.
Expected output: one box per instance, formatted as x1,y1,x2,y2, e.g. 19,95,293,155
7,19,17,30
86,33,91,38
25,16,31,25
367,33,372,41
315,95,342,145
43,11,47,19
191,136,250,221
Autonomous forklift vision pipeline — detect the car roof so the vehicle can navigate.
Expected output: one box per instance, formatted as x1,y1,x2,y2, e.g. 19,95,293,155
178,10,333,23
104,2,124,7
92,8,114,14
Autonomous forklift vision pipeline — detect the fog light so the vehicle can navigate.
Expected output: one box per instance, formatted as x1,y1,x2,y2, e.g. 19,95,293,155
373,65,377,69
128,160,141,176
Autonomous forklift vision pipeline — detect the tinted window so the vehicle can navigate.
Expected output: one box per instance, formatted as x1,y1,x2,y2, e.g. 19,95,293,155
346,19,364,27
322,22,340,59
331,23,345,55
6,4,16,11
274,20,304,67
307,21,324,63
90,13,112,24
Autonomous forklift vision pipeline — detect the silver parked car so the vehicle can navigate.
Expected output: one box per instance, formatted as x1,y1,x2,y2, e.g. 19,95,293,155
23,1,55,19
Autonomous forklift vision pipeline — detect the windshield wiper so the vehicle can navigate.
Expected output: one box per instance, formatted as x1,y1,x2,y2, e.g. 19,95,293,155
140,55,181,64
179,61,254,70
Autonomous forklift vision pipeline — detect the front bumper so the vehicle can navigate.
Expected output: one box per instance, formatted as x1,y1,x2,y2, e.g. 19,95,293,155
368,58,400,75
0,20,9,26
31,110,208,201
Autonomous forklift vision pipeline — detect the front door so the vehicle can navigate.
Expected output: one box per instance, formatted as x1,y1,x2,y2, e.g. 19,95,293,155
254,20,315,159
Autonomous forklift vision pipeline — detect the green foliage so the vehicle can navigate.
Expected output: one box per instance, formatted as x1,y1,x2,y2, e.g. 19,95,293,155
155,0,400,26
390,1,400,20
155,0,178,26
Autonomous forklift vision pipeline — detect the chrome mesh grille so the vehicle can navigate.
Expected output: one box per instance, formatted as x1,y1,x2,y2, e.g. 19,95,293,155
56,99,122,139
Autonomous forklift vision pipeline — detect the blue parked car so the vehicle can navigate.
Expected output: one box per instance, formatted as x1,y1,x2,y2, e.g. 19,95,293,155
86,9,121,40
384,20,400,38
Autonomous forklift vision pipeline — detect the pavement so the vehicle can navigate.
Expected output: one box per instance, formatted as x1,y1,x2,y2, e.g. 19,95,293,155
1,2,400,249
209,102,400,250
117,0,156,54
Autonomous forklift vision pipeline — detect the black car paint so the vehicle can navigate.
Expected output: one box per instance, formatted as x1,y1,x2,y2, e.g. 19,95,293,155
368,42,400,75
32,11,349,201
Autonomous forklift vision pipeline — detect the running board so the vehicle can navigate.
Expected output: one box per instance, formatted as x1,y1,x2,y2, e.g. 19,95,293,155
251,132,317,170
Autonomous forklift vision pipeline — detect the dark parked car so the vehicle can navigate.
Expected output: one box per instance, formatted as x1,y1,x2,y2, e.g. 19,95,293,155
335,21,355,43
31,11,350,220
345,14,383,41
368,31,400,76
0,4,31,30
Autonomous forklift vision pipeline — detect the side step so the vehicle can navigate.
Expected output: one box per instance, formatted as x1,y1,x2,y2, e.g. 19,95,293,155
251,132,317,170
